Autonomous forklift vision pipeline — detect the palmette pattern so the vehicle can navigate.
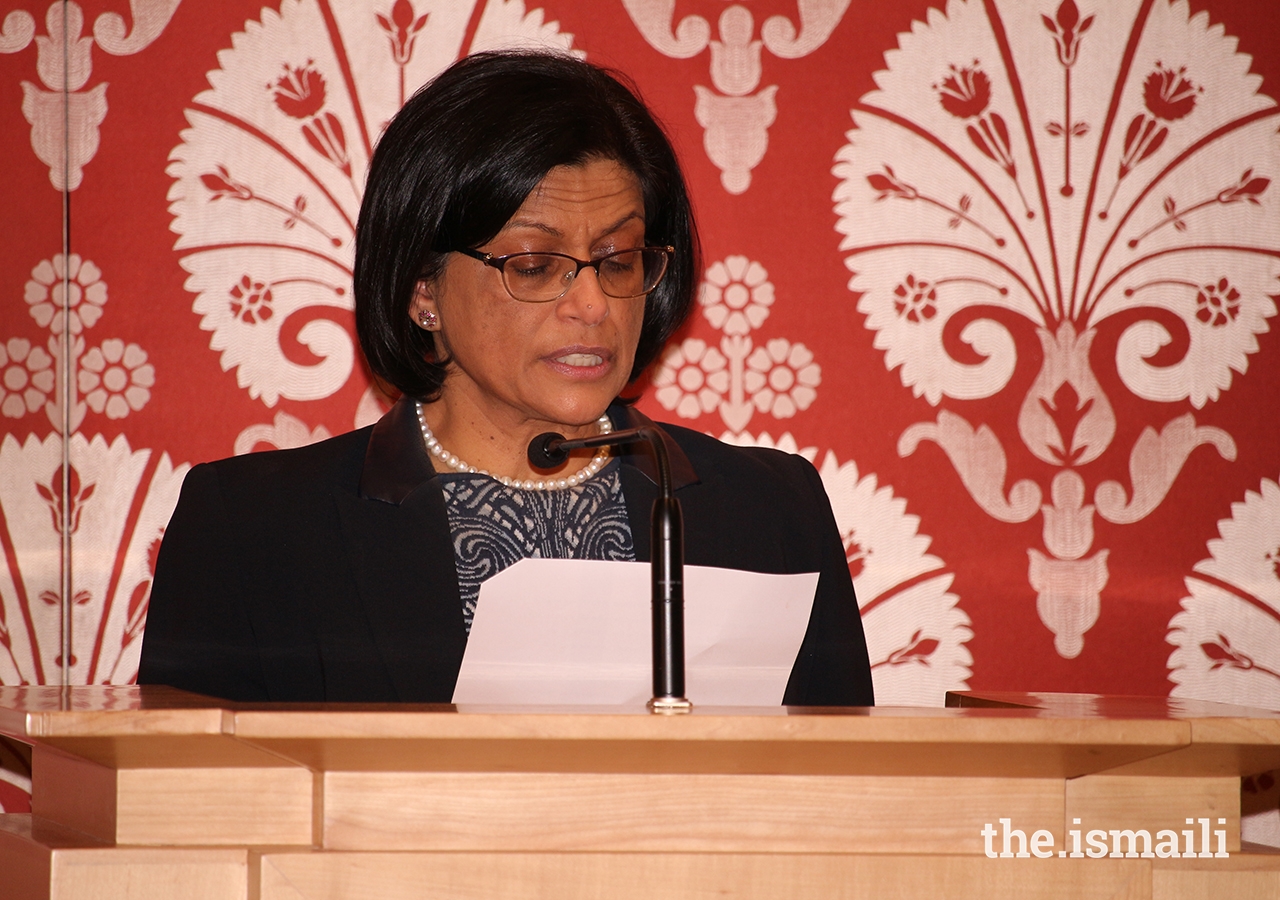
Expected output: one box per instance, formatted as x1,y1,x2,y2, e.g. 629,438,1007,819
835,0,1280,658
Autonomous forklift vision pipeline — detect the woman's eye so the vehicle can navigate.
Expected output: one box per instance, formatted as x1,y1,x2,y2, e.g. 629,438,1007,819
601,252,640,275
508,256,555,279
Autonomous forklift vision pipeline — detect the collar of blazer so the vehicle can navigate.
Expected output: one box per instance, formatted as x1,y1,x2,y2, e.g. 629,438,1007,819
358,395,700,505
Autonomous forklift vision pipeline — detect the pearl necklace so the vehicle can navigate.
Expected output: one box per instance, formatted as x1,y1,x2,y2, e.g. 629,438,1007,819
416,402,613,491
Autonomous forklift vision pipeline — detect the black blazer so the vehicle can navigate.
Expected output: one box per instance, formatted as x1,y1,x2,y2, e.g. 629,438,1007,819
139,398,874,706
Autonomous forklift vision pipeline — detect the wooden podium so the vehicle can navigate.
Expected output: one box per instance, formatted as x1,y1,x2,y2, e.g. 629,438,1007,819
2,686,1279,899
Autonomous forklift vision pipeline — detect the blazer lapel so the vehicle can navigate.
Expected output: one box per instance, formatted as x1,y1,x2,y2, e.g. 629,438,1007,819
332,397,466,702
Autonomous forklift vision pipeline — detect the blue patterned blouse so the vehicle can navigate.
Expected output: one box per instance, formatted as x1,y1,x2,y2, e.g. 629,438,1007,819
437,460,636,631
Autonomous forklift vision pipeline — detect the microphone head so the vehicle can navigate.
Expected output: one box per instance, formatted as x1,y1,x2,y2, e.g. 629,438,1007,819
528,431,569,469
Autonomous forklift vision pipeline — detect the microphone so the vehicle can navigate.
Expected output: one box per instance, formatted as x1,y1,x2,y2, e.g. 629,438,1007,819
527,431,573,468
527,425,691,713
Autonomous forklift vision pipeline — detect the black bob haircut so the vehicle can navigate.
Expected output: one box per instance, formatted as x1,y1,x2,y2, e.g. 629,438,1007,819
354,50,700,401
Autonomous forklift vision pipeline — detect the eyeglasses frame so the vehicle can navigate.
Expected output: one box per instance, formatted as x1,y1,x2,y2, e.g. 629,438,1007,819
454,245,675,303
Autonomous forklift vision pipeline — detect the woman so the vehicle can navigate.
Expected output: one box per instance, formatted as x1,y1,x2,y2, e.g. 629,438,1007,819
139,51,873,707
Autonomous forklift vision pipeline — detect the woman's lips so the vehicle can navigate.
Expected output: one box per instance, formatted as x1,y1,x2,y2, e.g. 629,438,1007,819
544,346,614,378
554,352,604,367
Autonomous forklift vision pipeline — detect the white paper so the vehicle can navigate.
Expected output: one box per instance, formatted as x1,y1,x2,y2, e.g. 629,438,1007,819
452,558,818,706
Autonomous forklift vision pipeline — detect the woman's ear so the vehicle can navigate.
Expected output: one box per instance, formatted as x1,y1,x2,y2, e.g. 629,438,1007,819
409,281,441,331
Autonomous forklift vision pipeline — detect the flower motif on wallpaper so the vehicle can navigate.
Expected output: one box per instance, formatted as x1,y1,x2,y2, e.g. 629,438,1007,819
0,340,55,419
935,62,1030,217
834,0,1280,657
270,62,353,183
1195,278,1241,327
701,256,774,335
377,0,429,107
744,339,820,419
167,0,576,415
652,339,729,419
893,275,939,323
9,253,154,432
24,254,107,335
228,276,275,324
654,255,820,435
78,340,155,420
1098,62,1201,219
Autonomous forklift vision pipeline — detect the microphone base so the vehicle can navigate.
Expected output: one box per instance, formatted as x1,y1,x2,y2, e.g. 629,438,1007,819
647,695,693,715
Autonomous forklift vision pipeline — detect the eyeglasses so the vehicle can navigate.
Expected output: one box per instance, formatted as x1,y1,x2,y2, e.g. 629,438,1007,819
455,245,674,303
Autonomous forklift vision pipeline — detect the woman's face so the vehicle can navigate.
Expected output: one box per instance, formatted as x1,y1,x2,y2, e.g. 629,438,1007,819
412,158,648,435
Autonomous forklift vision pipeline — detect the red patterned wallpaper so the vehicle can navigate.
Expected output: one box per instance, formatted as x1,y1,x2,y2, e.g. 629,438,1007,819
1,0,1278,752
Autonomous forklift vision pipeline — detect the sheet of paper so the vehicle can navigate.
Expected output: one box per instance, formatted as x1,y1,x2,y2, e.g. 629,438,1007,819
452,558,818,706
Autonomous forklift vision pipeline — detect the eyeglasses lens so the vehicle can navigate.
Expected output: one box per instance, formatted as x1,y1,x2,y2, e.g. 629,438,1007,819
502,248,669,302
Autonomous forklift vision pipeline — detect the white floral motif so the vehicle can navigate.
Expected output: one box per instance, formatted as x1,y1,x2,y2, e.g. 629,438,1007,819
167,0,576,412
623,0,852,193
0,433,189,687
4,2,179,192
701,255,774,334
835,0,1280,656
1165,475,1280,849
1168,477,1280,709
11,251,155,431
745,338,820,418
0,6,183,741
653,339,729,419
78,340,155,419
0,339,55,418
671,254,821,435
24,253,107,334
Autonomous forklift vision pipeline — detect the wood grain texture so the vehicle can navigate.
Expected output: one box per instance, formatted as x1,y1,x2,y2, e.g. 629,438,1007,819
947,692,1280,720
322,771,1063,853
30,745,118,843
1152,851,1280,899
50,848,248,900
0,685,227,739
113,766,313,846
230,706,1192,779
257,850,1153,900
0,815,246,900
31,743,313,846
2,688,1276,897
0,814,104,900
949,692,1280,777
1066,775,1241,852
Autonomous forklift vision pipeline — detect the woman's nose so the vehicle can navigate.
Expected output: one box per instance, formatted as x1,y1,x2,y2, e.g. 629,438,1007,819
556,268,610,324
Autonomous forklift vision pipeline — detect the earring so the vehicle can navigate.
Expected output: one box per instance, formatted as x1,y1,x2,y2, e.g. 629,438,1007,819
418,309,439,330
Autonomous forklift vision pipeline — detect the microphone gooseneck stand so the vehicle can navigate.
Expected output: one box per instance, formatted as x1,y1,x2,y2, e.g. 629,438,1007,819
528,426,692,714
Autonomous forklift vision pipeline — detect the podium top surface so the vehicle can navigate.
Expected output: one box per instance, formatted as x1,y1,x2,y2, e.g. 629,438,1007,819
2,685,1278,736
0,687,1277,779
